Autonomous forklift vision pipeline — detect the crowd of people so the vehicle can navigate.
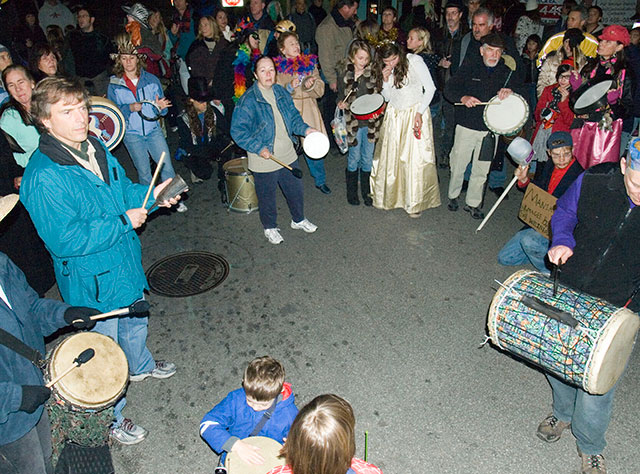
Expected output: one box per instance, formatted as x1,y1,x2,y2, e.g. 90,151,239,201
1,0,640,473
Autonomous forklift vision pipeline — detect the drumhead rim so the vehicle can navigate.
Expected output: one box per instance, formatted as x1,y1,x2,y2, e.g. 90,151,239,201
483,93,529,136
350,93,385,114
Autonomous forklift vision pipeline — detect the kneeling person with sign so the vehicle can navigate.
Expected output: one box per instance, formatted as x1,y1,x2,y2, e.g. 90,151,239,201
497,131,583,273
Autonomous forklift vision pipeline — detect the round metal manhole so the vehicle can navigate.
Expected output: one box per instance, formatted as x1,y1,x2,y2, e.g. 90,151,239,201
146,251,229,297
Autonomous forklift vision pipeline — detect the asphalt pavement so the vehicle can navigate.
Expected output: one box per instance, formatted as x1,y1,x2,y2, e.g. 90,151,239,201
101,146,639,474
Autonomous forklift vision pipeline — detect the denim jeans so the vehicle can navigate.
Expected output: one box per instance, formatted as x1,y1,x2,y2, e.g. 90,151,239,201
0,411,52,474
347,127,375,172
546,374,617,455
304,154,326,186
94,310,155,424
497,228,550,273
123,128,176,185
253,160,304,229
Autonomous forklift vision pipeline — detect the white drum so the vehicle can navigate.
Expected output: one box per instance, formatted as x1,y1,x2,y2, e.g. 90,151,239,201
303,132,330,159
483,93,529,137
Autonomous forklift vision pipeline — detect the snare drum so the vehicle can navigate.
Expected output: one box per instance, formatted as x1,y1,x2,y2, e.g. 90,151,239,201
89,96,125,151
570,76,613,116
46,332,128,411
488,270,640,394
350,93,386,121
224,158,259,214
225,436,285,474
483,93,529,139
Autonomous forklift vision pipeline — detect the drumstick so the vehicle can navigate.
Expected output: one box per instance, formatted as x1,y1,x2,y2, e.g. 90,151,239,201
72,300,151,324
454,101,497,106
219,140,235,155
364,431,369,462
269,155,303,179
141,152,166,208
552,264,561,297
45,348,95,388
475,175,519,233
343,88,356,102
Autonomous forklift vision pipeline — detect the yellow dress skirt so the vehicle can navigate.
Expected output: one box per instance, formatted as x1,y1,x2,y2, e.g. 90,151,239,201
370,103,441,214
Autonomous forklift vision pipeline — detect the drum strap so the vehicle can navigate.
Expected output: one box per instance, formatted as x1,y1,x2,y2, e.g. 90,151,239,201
0,328,45,369
249,397,278,437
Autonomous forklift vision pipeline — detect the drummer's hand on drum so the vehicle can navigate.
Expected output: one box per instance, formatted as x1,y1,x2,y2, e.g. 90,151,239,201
125,208,148,228
259,148,272,160
305,128,319,136
514,164,529,183
497,88,513,101
129,102,142,112
338,101,348,110
64,306,99,329
232,439,265,465
460,95,481,107
548,245,573,265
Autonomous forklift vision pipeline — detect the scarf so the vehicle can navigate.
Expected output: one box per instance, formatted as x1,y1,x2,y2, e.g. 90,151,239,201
274,53,318,76
232,43,261,102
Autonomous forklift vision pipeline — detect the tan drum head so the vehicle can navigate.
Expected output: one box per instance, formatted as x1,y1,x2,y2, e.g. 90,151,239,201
48,332,128,410
225,436,285,474
585,308,640,394
224,157,250,175
483,93,529,136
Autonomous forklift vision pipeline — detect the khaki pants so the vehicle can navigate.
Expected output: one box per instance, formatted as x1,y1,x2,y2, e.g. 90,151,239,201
448,125,495,208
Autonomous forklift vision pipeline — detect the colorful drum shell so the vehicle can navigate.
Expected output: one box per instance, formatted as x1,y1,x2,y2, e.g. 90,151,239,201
88,96,126,151
225,436,285,474
46,332,129,411
488,270,640,395
224,158,259,214
483,93,529,137
350,93,386,121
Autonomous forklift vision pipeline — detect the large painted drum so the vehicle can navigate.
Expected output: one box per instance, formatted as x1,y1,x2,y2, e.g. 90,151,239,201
224,158,259,214
46,332,128,411
225,436,285,473
88,96,126,151
488,270,640,394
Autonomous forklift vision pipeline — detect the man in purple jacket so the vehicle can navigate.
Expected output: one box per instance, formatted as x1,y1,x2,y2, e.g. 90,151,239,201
540,138,640,474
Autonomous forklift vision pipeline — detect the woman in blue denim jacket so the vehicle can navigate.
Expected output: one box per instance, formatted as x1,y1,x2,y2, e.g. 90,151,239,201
231,56,318,244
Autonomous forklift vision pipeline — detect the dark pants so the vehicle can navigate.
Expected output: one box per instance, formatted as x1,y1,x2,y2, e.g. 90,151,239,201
253,161,304,229
0,411,53,474
442,99,456,162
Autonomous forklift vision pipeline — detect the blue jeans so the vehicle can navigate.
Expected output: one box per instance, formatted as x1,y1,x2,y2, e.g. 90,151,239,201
0,411,52,474
253,160,304,229
347,127,375,172
304,154,326,186
94,308,155,424
497,228,550,273
123,128,176,185
546,374,616,454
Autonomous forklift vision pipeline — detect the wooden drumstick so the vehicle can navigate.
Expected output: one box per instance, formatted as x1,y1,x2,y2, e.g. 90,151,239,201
72,300,151,324
141,152,166,208
454,101,497,106
269,155,303,179
343,88,356,102
46,349,95,388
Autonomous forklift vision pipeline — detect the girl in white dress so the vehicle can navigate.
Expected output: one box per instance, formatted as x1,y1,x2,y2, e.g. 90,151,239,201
371,42,440,217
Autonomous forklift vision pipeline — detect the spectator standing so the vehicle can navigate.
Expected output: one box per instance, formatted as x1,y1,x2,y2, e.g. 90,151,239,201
309,0,327,27
585,6,604,37
169,0,197,94
537,28,588,97
186,15,229,90
12,9,46,66
215,9,235,42
247,0,276,31
288,0,317,54
29,43,63,83
514,0,543,54
379,7,406,47
68,6,113,96
0,44,12,106
38,0,74,32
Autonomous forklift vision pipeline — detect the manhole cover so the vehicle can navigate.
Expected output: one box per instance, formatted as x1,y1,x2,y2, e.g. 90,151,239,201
146,251,229,297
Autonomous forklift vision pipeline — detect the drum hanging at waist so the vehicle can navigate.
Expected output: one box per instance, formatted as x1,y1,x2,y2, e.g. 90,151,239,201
487,270,640,395
225,436,285,474
46,332,129,411
483,93,529,140
88,96,126,151
350,93,386,121
223,157,258,214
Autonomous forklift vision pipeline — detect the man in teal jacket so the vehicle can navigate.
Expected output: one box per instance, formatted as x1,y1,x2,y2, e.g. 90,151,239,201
20,76,183,446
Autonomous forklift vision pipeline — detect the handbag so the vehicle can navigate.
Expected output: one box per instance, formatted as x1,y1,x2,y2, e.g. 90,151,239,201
478,132,496,162
330,106,349,154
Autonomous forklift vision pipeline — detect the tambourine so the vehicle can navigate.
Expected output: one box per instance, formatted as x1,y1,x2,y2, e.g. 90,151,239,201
138,100,163,122
89,96,126,151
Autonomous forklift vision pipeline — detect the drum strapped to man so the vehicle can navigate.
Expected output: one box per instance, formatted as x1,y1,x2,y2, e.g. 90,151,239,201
483,93,529,144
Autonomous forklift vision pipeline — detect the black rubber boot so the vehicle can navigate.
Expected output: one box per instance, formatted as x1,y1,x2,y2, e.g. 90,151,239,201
346,169,360,205
360,170,373,206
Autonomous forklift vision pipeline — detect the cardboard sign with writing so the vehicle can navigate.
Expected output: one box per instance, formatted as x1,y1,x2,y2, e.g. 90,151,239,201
518,183,557,239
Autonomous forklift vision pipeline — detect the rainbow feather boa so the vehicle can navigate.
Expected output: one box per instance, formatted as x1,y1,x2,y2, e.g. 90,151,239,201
233,44,261,103
274,53,318,77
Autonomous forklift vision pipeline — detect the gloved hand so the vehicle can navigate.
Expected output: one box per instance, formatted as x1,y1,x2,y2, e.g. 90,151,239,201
607,89,622,104
19,385,51,413
64,306,100,329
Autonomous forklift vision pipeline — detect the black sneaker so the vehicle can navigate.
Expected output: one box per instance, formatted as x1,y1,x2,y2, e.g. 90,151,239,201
447,198,459,211
463,205,484,219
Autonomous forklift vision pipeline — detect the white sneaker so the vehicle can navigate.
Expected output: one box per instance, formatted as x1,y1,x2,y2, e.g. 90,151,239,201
290,219,317,233
176,202,188,213
110,418,148,445
264,228,284,244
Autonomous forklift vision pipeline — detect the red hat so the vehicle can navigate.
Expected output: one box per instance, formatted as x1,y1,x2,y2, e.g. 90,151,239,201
600,25,631,47
561,59,575,67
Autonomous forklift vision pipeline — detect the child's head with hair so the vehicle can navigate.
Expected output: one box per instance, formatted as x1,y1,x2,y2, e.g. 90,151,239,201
407,26,432,54
242,356,285,405
347,39,371,69
281,394,356,474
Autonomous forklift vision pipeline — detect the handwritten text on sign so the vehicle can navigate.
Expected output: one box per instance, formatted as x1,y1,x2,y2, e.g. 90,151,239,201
518,183,557,240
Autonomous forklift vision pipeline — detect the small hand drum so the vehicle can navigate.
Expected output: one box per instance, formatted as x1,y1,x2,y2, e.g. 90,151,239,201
483,93,529,137
225,436,285,474
303,132,329,159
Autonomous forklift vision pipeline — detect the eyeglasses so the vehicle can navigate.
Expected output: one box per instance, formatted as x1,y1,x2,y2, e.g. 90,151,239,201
550,150,572,158
559,74,571,79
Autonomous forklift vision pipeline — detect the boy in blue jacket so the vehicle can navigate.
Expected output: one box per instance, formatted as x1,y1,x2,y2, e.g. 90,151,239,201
200,356,298,466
